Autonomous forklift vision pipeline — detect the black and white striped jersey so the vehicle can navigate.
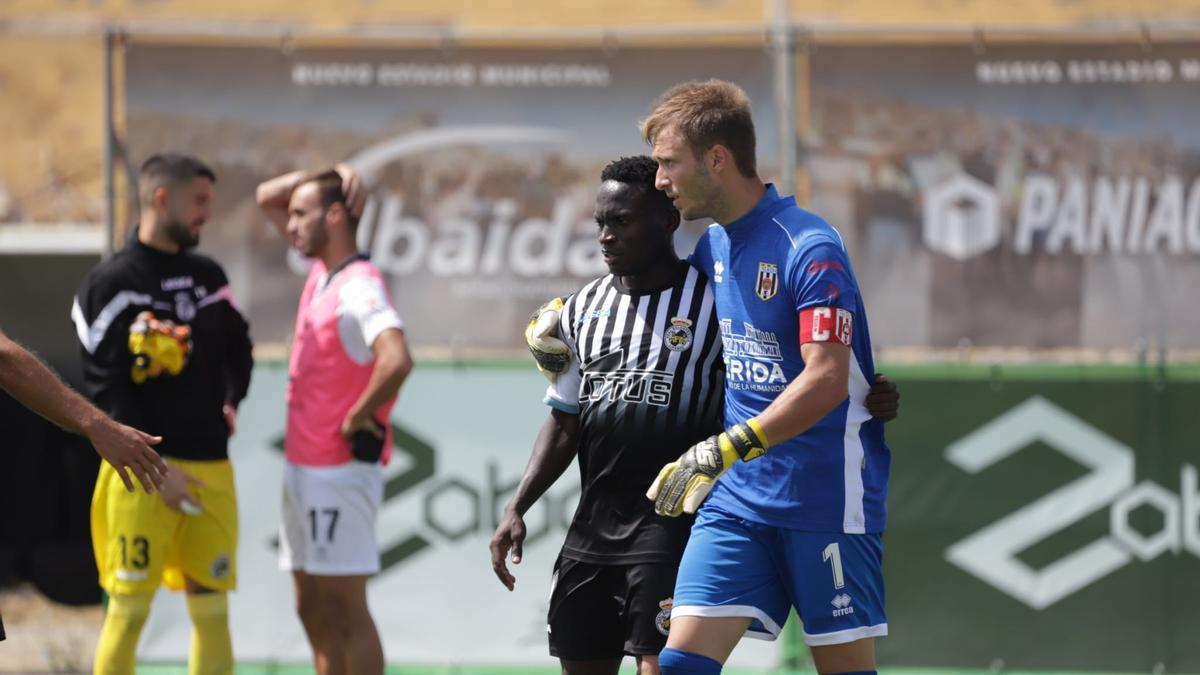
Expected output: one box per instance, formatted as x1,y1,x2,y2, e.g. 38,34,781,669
544,260,724,564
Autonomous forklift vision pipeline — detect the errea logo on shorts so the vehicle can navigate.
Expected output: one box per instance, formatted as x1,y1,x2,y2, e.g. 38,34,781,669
944,397,1200,610
831,593,855,617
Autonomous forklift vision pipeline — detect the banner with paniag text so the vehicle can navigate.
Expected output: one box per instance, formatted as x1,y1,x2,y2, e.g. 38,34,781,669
806,43,1200,353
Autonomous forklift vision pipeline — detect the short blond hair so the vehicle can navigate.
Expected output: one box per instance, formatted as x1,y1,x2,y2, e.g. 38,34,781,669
640,79,757,178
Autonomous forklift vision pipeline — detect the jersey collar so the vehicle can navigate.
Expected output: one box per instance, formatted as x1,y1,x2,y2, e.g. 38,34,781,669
611,259,689,297
720,183,790,234
315,252,370,294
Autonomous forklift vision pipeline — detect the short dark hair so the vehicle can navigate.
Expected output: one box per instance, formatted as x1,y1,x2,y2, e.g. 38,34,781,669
138,153,215,203
302,169,359,229
305,170,346,210
600,155,674,213
640,79,758,178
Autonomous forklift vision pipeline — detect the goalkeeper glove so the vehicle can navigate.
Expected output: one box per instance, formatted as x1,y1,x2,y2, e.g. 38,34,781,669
129,311,192,384
647,419,769,517
524,297,569,382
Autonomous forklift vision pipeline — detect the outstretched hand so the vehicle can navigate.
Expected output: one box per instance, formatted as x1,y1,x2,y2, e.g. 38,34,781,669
87,418,167,494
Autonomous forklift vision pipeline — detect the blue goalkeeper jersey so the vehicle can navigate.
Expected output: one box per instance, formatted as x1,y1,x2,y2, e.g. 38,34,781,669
689,184,890,533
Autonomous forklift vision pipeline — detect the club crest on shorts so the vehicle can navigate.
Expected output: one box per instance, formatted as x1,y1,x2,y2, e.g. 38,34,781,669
211,553,230,580
665,318,693,352
756,262,779,301
655,597,673,636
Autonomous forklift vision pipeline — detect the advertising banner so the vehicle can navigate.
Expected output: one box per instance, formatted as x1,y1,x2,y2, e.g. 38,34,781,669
806,43,1200,352
123,43,778,350
133,364,1199,670
135,365,779,668
879,376,1199,671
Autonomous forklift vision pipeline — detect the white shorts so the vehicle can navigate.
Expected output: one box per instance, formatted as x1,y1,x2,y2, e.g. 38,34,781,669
279,461,383,576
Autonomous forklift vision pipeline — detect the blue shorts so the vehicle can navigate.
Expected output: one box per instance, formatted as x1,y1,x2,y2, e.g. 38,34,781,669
672,505,888,646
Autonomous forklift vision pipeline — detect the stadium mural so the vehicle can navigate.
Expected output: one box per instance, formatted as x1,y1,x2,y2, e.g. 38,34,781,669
806,43,1200,354
122,43,778,351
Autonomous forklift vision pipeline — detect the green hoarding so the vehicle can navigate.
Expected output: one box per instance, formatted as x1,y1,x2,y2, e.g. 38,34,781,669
878,375,1199,671
123,362,1198,670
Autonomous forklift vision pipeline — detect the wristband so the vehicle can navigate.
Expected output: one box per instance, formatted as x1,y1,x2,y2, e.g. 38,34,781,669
721,418,769,461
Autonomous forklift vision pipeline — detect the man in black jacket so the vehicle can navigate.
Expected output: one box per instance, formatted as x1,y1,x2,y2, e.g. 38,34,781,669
72,153,253,674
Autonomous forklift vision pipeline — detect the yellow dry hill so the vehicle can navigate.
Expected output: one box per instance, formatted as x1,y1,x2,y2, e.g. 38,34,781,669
2,0,1198,225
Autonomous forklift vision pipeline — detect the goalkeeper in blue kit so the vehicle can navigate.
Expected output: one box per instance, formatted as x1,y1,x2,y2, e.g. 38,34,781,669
644,79,889,675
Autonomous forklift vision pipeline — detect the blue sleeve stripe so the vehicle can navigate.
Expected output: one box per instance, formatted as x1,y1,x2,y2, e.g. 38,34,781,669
543,396,580,415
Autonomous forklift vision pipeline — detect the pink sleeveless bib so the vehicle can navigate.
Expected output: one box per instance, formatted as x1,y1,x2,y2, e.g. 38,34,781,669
285,259,396,466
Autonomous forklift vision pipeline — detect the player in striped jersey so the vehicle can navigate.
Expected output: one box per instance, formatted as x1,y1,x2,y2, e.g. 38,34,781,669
642,81,890,674
494,156,899,675
491,156,718,675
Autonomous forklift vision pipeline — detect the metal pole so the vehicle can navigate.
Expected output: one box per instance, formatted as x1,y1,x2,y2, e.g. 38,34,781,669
771,0,797,196
773,4,802,666
102,26,115,259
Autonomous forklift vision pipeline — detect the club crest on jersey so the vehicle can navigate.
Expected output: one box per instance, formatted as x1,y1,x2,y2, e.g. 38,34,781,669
665,318,693,352
655,597,673,636
755,262,778,301
175,291,197,322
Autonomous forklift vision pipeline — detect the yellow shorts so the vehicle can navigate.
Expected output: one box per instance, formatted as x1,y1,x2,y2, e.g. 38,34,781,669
92,458,238,595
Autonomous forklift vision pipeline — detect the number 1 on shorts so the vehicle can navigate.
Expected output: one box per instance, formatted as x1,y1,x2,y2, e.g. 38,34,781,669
823,542,845,590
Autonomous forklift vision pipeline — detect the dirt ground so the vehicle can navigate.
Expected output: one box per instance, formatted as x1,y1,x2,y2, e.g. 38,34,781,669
0,585,101,674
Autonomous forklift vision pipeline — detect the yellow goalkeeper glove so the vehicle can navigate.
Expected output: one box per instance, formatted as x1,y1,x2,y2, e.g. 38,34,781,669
647,419,769,517
524,297,569,382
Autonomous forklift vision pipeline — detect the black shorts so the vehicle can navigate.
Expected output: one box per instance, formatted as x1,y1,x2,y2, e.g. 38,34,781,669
547,555,678,659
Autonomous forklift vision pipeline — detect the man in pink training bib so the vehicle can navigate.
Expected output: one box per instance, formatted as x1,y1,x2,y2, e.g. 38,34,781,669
257,165,414,675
